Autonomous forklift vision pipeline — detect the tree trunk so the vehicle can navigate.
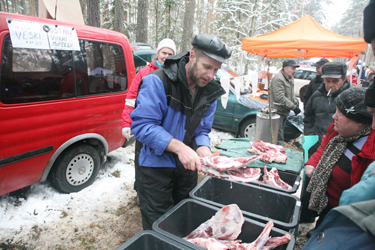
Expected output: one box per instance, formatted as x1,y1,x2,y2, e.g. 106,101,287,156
180,0,195,52
20,0,26,14
206,0,214,34
154,0,159,44
87,0,100,28
114,0,124,33
136,0,148,42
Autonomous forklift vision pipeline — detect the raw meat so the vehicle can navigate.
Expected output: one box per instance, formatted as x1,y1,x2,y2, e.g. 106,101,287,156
185,204,244,241
201,165,262,183
200,155,261,171
234,221,273,250
260,167,292,190
247,140,287,164
262,234,291,250
185,238,241,250
185,209,291,250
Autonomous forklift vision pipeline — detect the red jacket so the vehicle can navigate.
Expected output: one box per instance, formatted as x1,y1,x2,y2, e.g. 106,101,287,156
121,61,159,128
306,122,375,207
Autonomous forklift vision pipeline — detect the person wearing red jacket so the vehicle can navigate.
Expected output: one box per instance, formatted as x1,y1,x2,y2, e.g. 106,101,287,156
303,87,375,238
121,38,176,139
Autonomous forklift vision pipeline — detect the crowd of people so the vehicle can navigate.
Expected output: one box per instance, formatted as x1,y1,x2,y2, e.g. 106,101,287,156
118,0,375,248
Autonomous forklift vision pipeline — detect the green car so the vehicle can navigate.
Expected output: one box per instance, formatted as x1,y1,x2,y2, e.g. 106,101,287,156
213,68,303,141
130,43,156,72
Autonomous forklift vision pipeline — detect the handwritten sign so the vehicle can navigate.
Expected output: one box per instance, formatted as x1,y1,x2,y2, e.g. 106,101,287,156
47,25,80,51
7,19,80,51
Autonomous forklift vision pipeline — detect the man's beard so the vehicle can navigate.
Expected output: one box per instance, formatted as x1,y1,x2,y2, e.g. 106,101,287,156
188,61,199,86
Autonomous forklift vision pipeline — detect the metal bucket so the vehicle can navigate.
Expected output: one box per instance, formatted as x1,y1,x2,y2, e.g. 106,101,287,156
255,108,280,144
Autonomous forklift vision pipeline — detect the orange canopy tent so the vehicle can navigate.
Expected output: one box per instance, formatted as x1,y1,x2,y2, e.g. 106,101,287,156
242,15,367,58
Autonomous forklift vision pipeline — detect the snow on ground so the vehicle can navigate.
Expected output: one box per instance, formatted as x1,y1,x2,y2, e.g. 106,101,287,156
0,129,234,249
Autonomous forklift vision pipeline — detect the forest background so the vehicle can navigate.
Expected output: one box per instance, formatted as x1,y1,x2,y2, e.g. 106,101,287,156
1,0,373,73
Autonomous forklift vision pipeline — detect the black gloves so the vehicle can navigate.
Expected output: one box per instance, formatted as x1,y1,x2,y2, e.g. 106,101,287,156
294,107,301,115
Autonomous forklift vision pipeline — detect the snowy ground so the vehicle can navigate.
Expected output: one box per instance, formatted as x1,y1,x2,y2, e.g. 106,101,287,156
0,129,235,249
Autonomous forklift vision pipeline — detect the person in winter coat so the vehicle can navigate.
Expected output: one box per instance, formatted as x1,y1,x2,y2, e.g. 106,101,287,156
121,38,176,139
303,87,374,238
302,58,329,107
130,34,231,230
303,61,351,157
269,59,301,145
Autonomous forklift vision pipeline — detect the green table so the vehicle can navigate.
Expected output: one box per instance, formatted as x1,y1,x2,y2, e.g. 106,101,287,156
212,138,304,174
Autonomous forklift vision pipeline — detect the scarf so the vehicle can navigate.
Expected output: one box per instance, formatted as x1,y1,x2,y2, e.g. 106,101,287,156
307,125,372,213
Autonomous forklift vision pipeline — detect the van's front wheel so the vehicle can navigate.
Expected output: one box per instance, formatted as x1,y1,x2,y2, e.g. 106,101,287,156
49,144,100,193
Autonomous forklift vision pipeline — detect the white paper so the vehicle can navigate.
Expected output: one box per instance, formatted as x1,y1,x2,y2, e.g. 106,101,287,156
7,19,50,49
7,19,80,51
234,77,241,101
263,79,269,90
248,71,258,97
47,25,80,51
220,76,230,109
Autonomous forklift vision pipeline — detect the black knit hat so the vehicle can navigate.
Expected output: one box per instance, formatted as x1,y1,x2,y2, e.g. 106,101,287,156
364,0,375,43
336,87,373,125
365,81,375,108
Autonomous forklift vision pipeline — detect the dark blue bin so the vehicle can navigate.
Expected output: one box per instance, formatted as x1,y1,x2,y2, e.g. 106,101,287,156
189,176,301,232
153,199,295,250
115,230,196,250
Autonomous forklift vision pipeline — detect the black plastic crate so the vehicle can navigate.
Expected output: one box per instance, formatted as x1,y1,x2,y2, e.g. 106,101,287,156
189,177,301,231
115,230,196,250
153,199,295,250
248,167,301,194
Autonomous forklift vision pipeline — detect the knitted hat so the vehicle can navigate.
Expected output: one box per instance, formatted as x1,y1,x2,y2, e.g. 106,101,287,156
157,38,176,55
365,81,375,108
364,0,375,43
336,87,373,124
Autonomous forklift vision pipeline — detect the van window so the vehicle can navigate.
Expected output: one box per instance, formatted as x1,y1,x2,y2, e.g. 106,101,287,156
0,35,128,104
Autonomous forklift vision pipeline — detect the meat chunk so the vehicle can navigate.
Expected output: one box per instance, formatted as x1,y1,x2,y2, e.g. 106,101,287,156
200,155,261,171
247,140,287,164
260,166,292,190
185,204,244,241
201,165,262,183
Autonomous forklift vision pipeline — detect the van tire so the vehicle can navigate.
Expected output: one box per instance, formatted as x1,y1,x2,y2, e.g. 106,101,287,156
239,117,256,140
49,144,100,194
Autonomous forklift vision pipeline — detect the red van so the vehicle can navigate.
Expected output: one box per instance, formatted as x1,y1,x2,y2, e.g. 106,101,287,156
0,12,135,196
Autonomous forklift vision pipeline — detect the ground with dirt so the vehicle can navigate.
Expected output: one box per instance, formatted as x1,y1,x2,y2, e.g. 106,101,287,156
1,132,313,250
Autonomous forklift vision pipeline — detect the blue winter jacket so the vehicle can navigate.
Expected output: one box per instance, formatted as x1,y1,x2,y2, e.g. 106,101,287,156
130,52,225,168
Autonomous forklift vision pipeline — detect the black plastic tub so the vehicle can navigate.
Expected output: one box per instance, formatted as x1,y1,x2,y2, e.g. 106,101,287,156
115,230,196,250
189,176,301,231
153,199,295,250
249,167,301,194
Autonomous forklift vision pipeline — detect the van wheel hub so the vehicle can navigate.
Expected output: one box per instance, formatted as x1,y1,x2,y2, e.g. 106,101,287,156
66,154,94,186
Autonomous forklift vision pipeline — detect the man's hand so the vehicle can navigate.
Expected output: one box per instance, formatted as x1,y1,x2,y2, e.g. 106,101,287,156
305,165,315,178
294,106,301,115
166,139,201,172
122,127,131,140
196,146,213,157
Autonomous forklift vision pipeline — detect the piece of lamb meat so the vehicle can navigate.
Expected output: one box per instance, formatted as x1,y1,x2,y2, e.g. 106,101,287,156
201,165,262,183
260,166,292,190
185,204,244,241
185,238,241,250
200,155,261,171
234,220,273,250
262,234,292,250
247,140,287,164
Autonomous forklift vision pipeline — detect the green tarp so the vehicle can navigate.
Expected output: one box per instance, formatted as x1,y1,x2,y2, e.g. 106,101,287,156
213,138,304,174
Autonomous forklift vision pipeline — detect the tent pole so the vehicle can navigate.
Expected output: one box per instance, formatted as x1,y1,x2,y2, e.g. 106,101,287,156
266,58,274,144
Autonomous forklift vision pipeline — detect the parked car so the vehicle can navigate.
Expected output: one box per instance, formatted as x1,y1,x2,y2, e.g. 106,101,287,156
293,67,317,97
0,12,135,196
130,43,156,72
213,68,303,141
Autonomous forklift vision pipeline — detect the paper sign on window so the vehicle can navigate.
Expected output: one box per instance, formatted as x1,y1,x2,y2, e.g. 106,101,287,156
7,19,80,51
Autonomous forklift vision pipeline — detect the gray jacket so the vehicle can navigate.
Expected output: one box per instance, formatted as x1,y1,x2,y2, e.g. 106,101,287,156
269,70,298,115
303,79,351,155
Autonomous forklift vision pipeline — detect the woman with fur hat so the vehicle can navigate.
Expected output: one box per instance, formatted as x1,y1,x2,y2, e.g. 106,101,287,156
303,87,375,237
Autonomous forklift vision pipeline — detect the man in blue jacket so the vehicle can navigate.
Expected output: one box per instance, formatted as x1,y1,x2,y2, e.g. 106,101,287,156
130,34,232,229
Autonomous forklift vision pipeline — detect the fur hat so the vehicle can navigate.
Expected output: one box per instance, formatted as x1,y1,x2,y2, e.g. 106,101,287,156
157,38,176,55
336,87,373,125
365,81,375,108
